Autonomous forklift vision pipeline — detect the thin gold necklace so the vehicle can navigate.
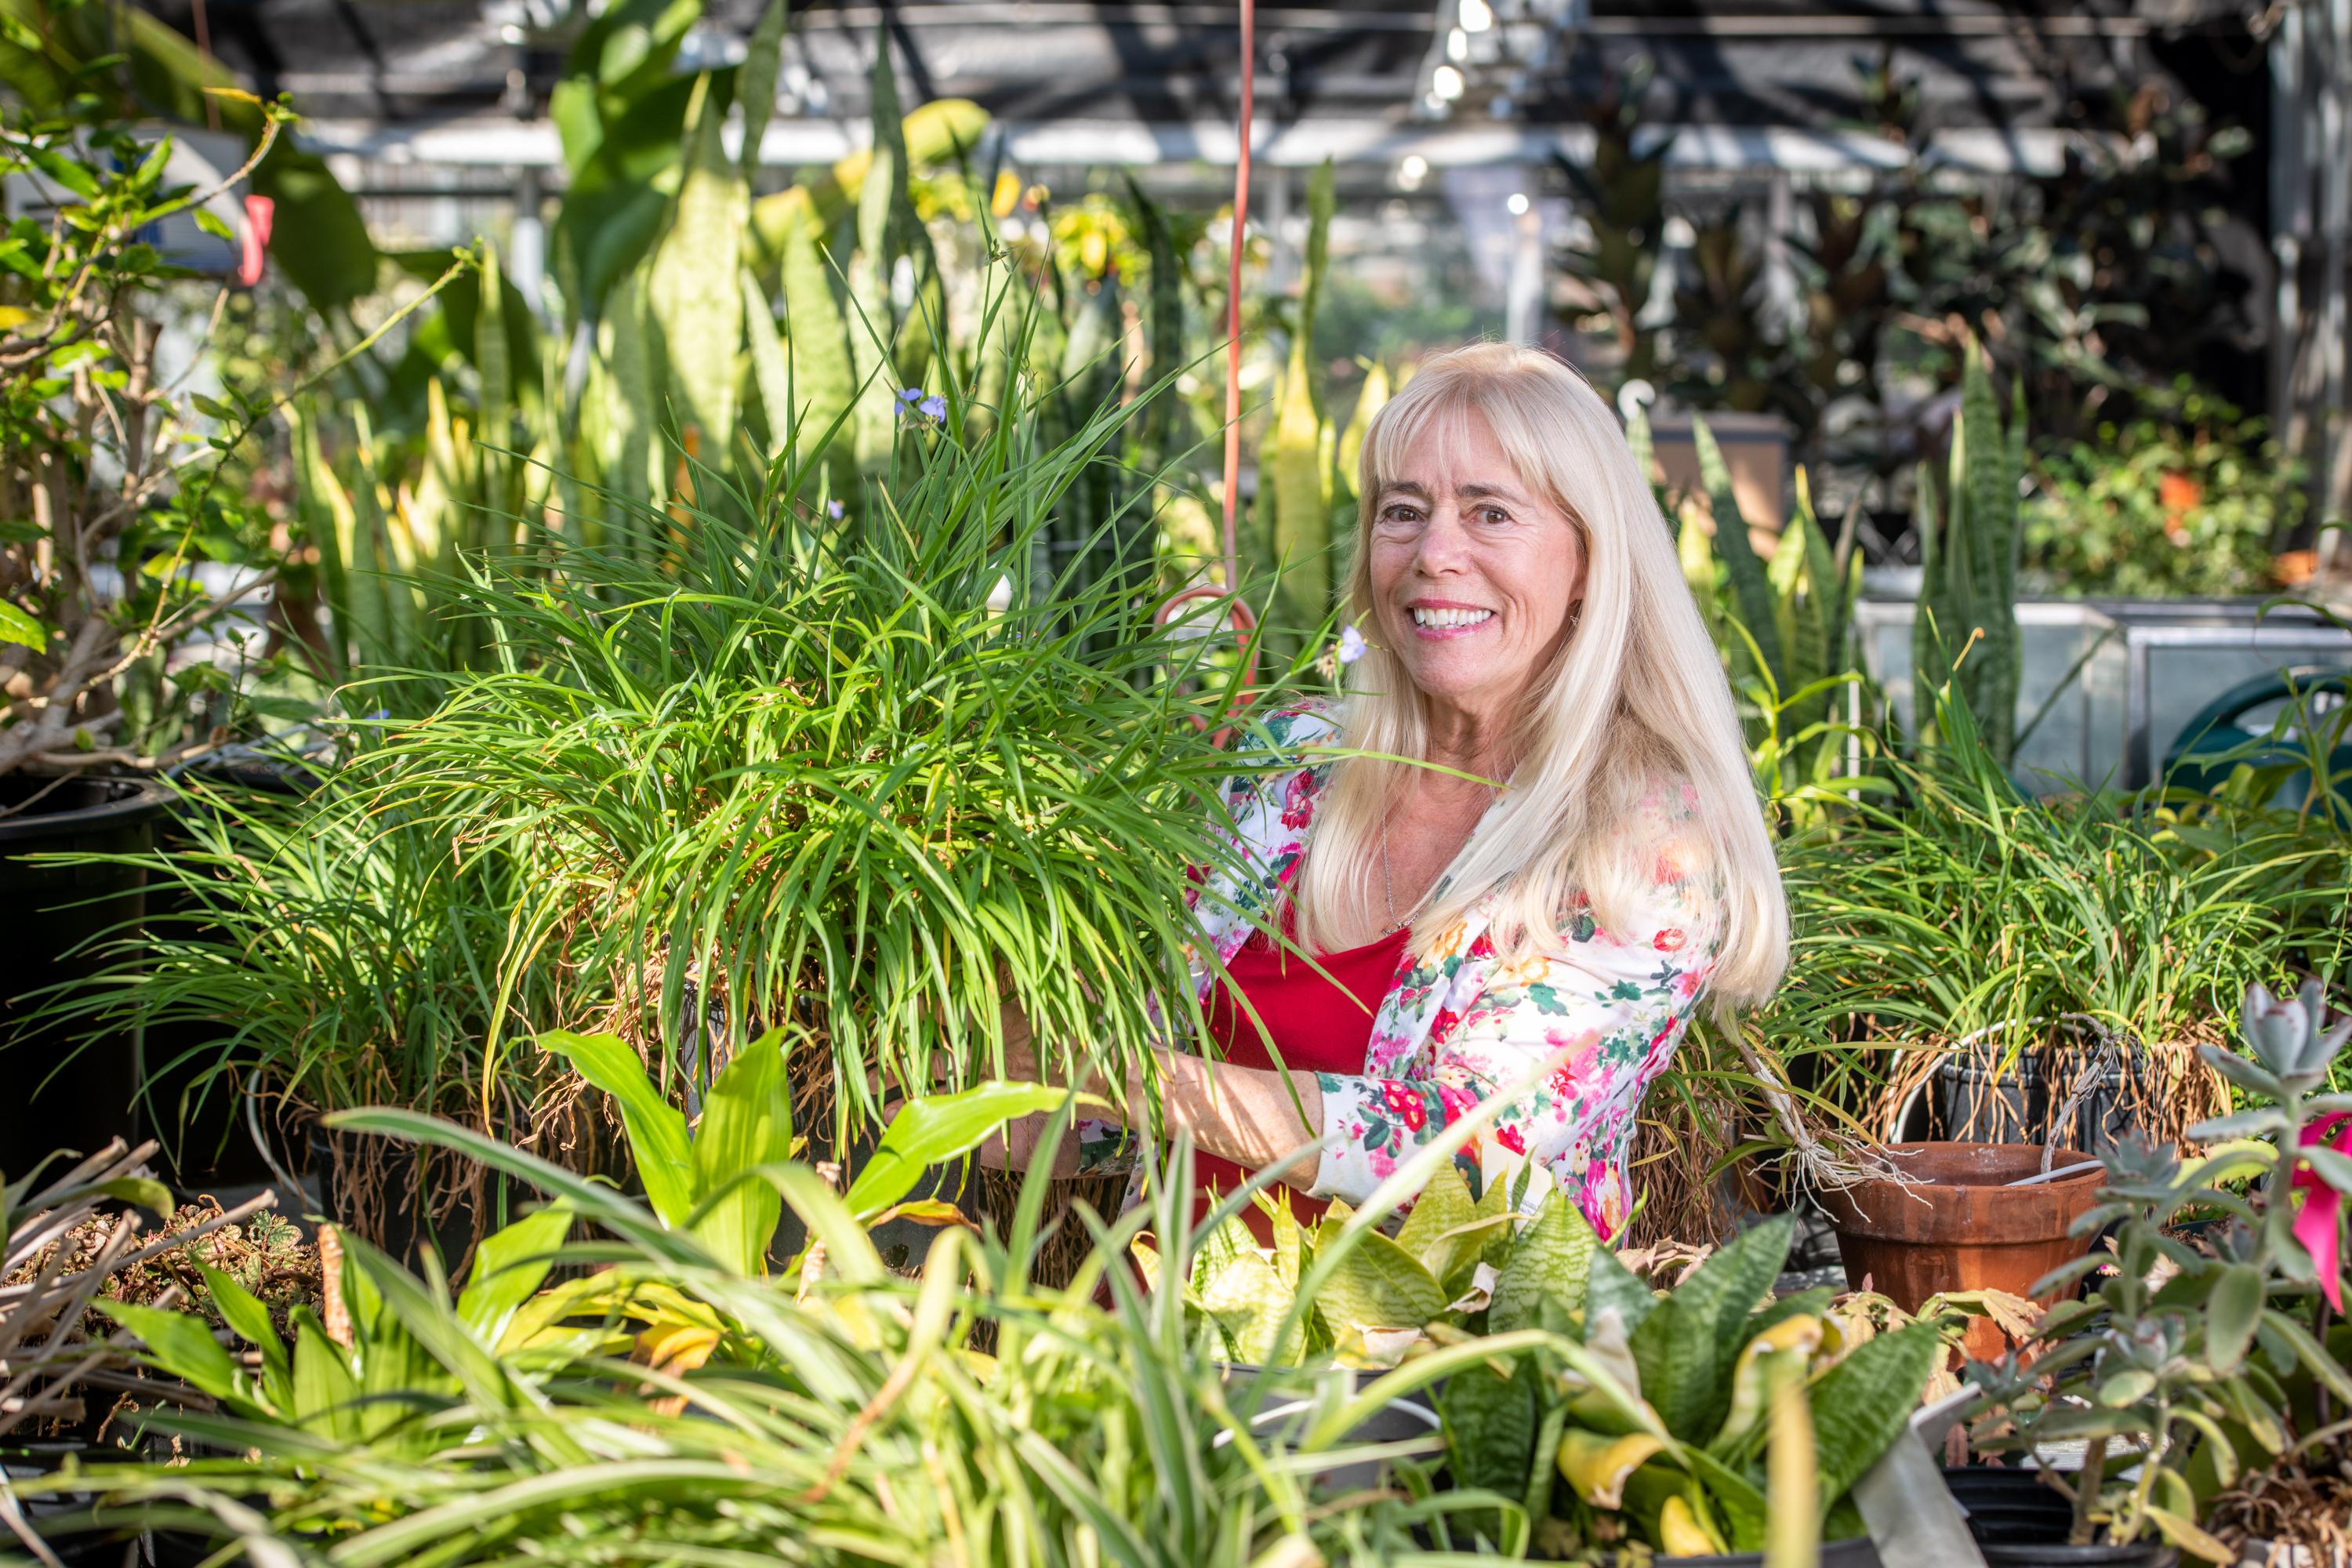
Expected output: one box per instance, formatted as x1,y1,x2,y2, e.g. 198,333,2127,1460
1378,783,1500,938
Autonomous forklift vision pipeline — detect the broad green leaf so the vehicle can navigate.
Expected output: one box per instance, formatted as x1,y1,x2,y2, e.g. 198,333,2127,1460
289,1309,361,1439
1442,1360,1537,1497
779,217,852,459
198,1263,290,1411
1583,1240,1660,1344
0,601,45,652
741,268,792,460
458,1203,576,1346
1629,1214,1794,1444
536,1031,692,1226
688,1027,797,1275
1488,1189,1599,1334
1806,1319,1943,1505
1394,1160,1480,1283
735,0,789,182
1312,1219,1446,1338
1193,1220,1291,1366
98,1300,244,1405
93,1176,170,1214
843,1081,1076,1221
2205,1263,2263,1374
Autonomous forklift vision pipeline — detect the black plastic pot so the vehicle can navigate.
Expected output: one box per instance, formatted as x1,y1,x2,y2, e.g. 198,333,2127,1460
1936,1054,2140,1156
136,755,320,1189
1944,1468,2180,1566
0,774,172,1175
308,1123,518,1272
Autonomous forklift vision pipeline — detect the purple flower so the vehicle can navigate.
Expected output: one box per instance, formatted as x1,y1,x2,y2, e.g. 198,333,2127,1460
919,393,947,423
896,387,924,407
1337,624,1368,665
826,499,844,519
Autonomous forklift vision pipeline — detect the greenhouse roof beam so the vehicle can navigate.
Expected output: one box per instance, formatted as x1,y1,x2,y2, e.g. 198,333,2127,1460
300,114,2092,176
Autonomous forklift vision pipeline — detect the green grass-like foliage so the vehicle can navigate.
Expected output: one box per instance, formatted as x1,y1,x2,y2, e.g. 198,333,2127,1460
1769,688,2336,1098
347,350,1280,1149
35,1108,1502,1565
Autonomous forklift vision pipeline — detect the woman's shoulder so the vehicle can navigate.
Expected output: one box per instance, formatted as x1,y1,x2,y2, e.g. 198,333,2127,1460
1254,700,1343,756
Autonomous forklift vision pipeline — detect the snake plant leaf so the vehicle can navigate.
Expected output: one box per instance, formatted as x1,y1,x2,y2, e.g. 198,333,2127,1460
1660,1490,1730,1555
735,0,788,182
458,1203,577,1348
1583,1232,1659,1342
1193,1219,1292,1365
741,268,792,459
1337,359,1391,496
1487,1187,1601,1334
1693,413,1783,691
1629,1213,1793,1443
1806,1318,1944,1507
1686,1446,1771,1551
537,1030,694,1228
779,220,854,461
686,1025,797,1275
1312,1218,1446,1338
1557,1426,1666,1508
648,72,746,454
1394,1160,1480,1283
1708,1312,1824,1461
1441,1359,1538,1497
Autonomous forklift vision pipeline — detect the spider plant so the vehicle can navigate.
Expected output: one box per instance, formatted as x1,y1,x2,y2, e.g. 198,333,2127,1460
1766,688,2337,1144
25,775,570,1243
338,281,1291,1160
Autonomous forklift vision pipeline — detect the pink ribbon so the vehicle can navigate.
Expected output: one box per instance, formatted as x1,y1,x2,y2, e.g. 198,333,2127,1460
238,194,274,287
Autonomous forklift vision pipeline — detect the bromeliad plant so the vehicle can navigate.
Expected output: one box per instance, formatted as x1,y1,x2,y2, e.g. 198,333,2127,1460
1966,979,2352,1564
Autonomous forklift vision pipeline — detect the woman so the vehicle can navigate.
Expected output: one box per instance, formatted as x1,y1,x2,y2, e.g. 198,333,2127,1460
1008,342,1786,1239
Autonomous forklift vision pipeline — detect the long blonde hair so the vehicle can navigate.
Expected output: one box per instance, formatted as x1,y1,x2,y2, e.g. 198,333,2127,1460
1287,343,1787,1006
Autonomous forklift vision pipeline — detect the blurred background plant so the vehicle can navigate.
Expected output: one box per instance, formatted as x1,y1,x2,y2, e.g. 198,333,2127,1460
2024,382,2304,599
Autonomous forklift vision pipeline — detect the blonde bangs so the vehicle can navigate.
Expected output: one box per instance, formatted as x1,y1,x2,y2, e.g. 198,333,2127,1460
1287,343,1788,1009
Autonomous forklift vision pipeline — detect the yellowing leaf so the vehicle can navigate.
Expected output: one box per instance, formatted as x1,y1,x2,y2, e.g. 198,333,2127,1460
1556,1426,1664,1508
1659,1493,1726,1557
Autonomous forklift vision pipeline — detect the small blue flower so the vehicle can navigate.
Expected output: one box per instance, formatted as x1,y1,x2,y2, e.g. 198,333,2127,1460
896,386,925,407
827,499,844,519
1337,624,1368,666
918,393,947,423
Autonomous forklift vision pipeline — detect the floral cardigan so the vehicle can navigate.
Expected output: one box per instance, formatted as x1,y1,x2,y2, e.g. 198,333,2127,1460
1100,704,1723,1240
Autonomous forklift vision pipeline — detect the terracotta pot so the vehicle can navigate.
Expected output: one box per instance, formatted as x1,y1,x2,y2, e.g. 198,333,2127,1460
1819,1142,2106,1364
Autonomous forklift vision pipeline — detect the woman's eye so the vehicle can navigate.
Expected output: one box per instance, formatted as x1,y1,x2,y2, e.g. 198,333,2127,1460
1476,506,1511,525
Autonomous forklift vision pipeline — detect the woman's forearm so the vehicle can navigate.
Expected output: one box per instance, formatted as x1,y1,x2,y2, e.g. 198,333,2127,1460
1131,1051,1325,1190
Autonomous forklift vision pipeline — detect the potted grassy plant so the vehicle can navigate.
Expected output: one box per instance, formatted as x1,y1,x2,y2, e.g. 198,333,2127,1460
1956,980,2352,1566
330,299,1283,1241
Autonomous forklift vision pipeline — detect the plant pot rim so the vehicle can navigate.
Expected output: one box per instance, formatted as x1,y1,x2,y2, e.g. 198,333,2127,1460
0,772,172,844
1819,1142,2105,1244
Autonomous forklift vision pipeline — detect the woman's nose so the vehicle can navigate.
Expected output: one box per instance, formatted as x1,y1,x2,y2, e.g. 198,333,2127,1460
1414,510,1471,573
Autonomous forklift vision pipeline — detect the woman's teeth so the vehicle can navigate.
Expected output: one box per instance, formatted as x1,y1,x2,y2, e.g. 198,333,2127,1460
1410,607,1494,630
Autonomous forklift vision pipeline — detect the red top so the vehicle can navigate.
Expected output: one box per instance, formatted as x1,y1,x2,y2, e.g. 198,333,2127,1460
1192,915,1413,1243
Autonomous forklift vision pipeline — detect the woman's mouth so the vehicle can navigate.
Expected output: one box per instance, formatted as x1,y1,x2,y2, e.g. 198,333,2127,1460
1408,605,1495,637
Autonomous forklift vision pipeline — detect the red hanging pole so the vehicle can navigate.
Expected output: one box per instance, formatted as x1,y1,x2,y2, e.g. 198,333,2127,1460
1220,0,1255,601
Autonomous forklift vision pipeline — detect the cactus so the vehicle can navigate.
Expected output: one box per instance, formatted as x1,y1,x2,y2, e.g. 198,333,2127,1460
1911,343,2026,762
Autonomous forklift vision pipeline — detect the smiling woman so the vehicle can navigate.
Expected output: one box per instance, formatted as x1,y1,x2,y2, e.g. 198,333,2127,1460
1008,343,1786,1240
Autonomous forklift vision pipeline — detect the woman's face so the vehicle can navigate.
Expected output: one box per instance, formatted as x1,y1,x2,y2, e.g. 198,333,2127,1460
1366,412,1588,728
